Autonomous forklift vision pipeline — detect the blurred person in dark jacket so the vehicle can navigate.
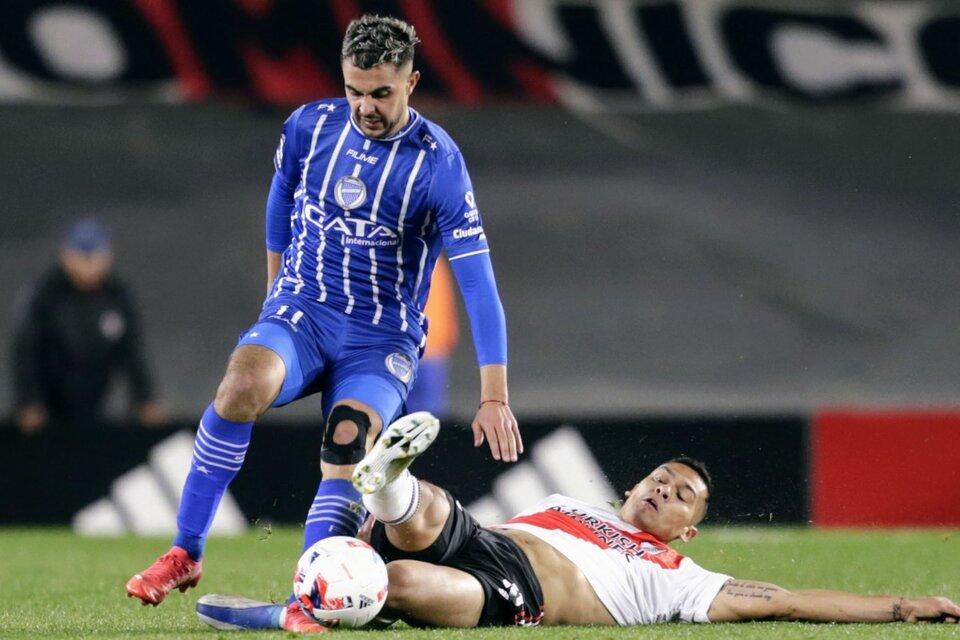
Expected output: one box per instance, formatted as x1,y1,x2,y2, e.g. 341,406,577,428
10,218,166,434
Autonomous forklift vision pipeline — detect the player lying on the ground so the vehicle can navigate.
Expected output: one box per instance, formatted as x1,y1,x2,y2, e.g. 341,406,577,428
200,412,960,630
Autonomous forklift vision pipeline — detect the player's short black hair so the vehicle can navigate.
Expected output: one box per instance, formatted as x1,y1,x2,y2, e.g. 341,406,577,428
341,14,420,69
669,456,713,518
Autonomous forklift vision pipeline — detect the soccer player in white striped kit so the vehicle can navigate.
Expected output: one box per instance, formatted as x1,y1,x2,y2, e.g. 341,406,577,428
127,14,521,632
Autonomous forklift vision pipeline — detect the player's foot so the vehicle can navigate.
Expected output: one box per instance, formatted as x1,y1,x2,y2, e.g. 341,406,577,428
125,546,202,606
281,600,330,633
352,411,440,495
196,594,284,630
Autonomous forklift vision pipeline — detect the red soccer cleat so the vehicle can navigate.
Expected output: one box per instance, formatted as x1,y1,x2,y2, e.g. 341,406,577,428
126,546,202,606
280,601,330,633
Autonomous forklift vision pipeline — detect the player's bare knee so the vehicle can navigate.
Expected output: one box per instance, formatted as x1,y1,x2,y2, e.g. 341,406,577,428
384,561,418,608
331,420,359,445
321,405,372,465
214,347,284,420
214,369,275,420
419,481,451,528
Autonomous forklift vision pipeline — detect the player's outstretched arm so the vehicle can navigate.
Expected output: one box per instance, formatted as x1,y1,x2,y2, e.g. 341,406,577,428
448,253,522,463
707,579,960,623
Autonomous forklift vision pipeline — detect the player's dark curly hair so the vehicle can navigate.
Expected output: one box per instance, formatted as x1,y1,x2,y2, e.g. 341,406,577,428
341,14,420,69
669,456,713,519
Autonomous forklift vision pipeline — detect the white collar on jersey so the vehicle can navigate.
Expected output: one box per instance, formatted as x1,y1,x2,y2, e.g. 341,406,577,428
348,107,421,142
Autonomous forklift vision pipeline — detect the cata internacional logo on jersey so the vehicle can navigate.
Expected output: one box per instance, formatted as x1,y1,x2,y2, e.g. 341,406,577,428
324,217,399,248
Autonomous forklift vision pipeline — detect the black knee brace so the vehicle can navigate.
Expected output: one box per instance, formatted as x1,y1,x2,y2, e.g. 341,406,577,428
321,405,371,465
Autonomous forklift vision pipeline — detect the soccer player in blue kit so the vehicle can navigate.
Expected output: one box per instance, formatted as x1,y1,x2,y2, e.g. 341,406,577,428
126,14,522,631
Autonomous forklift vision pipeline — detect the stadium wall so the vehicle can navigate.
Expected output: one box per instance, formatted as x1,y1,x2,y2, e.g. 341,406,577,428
2,414,958,529
2,0,960,521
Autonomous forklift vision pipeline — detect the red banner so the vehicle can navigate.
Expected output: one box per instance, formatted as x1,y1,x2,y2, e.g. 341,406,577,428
3,1,960,108
812,409,960,526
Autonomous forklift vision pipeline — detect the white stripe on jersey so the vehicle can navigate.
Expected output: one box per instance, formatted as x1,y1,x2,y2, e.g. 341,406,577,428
364,140,401,323
302,114,328,186
412,245,429,327
342,248,354,314
320,122,352,201
315,228,328,302
313,122,352,300
288,114,329,296
370,140,401,224
291,200,313,296
393,149,427,333
449,248,491,261
369,247,383,324
411,212,434,326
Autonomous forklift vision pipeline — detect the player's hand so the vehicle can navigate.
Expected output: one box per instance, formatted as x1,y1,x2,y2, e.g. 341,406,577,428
471,402,522,462
900,597,960,623
356,514,376,544
16,404,47,435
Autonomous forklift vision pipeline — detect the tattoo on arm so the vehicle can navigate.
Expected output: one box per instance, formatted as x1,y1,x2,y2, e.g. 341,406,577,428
721,582,782,601
893,598,904,622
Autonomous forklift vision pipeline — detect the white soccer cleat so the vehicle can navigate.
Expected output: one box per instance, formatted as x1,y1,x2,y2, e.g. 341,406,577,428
352,411,440,495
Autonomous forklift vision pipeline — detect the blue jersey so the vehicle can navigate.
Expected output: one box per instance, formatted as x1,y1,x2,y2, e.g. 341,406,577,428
267,99,489,350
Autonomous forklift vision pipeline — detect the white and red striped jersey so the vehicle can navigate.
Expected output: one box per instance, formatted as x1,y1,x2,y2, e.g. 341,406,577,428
497,494,731,624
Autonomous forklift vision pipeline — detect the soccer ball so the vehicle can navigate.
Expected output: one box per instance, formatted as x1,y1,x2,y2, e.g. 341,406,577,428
292,536,389,628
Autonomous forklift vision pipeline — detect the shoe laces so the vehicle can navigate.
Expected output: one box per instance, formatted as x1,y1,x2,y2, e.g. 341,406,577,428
155,550,193,575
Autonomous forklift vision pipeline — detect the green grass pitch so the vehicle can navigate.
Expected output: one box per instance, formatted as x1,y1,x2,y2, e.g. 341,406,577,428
0,526,957,639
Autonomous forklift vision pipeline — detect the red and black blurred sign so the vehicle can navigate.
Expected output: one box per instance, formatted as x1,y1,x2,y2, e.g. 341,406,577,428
3,0,960,108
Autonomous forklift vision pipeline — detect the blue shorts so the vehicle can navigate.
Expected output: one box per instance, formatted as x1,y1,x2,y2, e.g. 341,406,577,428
237,294,419,426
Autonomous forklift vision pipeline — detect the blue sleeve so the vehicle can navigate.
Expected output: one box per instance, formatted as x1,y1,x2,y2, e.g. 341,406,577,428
428,150,490,260
449,251,507,366
265,107,304,252
266,173,295,252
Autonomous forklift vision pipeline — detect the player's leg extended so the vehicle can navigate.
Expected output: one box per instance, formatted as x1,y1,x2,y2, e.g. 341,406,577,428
357,419,484,627
301,400,383,549
386,560,486,627
126,344,285,606
177,346,284,556
381,487,486,626
266,401,384,632
301,346,418,548
354,411,440,525
196,412,444,632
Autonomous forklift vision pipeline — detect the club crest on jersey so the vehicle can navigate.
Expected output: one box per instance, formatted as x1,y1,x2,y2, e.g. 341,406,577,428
334,175,367,210
385,352,414,383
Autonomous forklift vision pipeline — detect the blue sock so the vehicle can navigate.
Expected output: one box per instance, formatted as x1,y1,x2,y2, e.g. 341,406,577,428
288,479,366,604
174,403,253,560
302,478,366,551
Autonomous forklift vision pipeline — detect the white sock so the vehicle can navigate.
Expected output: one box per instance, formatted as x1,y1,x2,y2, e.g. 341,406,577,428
362,470,420,525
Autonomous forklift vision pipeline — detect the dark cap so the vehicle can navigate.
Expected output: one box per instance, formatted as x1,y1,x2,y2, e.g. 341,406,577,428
64,218,110,253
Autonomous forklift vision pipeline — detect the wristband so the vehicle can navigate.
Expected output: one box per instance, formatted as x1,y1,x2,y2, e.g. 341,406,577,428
479,399,508,408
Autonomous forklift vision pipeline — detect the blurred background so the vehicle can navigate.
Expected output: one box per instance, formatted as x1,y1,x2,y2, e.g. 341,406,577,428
1,0,958,529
